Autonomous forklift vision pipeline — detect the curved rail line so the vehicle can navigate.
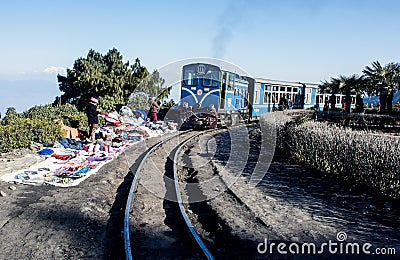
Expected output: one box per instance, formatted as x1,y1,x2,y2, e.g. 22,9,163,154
123,133,178,260
123,130,215,260
173,132,215,260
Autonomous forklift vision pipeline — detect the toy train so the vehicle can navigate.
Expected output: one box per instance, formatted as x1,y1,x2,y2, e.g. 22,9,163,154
178,62,355,129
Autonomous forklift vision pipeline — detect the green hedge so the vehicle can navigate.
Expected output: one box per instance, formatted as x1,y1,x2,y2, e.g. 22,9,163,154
262,112,400,199
0,118,62,153
22,104,89,130
0,104,88,153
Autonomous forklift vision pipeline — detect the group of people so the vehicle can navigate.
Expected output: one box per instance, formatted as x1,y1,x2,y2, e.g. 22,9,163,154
271,95,293,111
180,102,217,122
85,96,160,143
86,95,219,141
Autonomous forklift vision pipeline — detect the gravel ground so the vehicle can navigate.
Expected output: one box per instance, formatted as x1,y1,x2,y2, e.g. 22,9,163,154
0,134,174,260
0,125,399,259
210,126,400,258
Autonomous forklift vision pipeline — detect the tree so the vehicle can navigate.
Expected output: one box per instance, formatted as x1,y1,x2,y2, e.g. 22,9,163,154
128,70,170,111
57,48,149,112
0,107,19,126
319,77,341,110
363,61,400,113
338,74,367,113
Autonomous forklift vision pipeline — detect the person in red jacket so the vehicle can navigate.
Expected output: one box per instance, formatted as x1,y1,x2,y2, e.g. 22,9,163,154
147,96,159,122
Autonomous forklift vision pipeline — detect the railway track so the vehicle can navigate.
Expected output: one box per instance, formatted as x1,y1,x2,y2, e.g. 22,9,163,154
122,124,275,259
123,129,218,260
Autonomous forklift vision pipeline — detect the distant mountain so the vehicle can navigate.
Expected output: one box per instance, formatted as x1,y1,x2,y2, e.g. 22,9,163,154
0,79,61,116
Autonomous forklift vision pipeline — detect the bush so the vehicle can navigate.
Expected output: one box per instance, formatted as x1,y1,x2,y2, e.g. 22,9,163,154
21,104,88,129
262,112,400,199
0,104,87,153
0,118,62,153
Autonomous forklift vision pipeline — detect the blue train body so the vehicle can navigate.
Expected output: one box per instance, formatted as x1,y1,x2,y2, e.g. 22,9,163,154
180,63,355,126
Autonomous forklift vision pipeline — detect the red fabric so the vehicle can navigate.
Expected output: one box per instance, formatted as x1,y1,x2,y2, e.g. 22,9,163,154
149,112,158,122
51,154,72,160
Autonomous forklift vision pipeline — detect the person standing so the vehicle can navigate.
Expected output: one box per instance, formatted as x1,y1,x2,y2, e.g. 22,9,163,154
180,101,192,124
148,96,159,122
87,97,101,142
208,103,218,118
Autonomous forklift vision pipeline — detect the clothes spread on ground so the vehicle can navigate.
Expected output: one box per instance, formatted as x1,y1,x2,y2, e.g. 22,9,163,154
0,118,178,187
37,148,54,156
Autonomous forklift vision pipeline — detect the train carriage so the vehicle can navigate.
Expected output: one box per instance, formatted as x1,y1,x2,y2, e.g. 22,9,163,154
179,62,355,129
252,78,319,116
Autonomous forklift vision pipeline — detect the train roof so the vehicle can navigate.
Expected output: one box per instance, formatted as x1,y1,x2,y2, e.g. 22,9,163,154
255,77,319,88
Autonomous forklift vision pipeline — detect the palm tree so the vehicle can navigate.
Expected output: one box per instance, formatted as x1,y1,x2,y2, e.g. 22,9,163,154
363,61,400,113
338,74,367,113
319,77,341,110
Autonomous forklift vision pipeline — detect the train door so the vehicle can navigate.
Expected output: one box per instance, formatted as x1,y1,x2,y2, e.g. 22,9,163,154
220,71,226,109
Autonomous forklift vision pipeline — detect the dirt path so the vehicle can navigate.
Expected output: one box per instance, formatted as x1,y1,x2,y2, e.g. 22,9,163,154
0,125,399,259
210,127,400,257
0,134,174,260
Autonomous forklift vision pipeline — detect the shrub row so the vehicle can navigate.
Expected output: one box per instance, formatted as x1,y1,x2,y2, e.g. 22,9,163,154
22,104,89,130
0,118,62,153
0,104,88,153
262,111,400,199
316,111,400,126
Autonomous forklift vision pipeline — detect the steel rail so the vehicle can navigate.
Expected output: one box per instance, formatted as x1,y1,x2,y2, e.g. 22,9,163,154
124,129,215,260
123,133,180,260
173,131,215,260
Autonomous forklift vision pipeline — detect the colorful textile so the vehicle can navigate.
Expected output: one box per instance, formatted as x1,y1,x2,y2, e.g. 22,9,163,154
59,138,85,150
51,154,73,160
38,148,54,156
87,156,112,164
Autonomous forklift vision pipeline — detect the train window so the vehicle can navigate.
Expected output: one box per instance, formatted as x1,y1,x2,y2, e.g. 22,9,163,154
265,85,271,91
203,70,220,87
293,87,298,93
316,95,324,104
183,68,198,86
273,86,279,91
227,74,234,91
287,87,292,92
254,84,261,104
280,86,286,92
272,93,278,103
263,91,268,104
305,88,312,104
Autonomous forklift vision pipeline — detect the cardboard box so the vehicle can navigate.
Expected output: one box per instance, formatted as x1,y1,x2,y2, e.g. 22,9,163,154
61,124,79,139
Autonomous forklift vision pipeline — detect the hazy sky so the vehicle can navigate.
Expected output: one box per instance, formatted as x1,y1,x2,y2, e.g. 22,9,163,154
1,0,399,113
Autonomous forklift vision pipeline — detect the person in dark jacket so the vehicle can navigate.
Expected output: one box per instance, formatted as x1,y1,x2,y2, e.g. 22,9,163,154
87,97,101,142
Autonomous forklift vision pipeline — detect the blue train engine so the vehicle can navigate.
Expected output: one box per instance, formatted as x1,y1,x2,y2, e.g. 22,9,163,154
180,63,250,129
